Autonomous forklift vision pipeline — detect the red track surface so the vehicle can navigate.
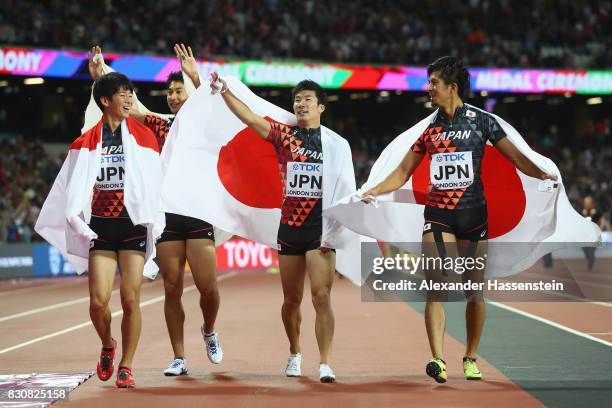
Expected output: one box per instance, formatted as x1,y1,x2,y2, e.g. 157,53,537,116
5,270,607,407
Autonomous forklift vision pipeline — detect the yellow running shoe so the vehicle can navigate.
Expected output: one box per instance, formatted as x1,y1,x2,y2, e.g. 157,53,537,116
463,357,483,380
425,358,447,383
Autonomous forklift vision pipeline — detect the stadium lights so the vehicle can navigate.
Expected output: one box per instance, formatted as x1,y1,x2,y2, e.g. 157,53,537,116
414,96,429,103
424,101,432,108
526,94,543,101
0,80,8,87
502,96,517,103
327,95,339,101
377,91,390,103
269,90,281,96
349,92,370,100
480,91,488,97
24,77,44,85
564,92,572,98
149,90,167,96
56,87,64,93
586,97,603,105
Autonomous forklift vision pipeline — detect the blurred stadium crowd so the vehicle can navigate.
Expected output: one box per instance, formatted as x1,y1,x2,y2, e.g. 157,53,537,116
0,137,62,242
0,116,609,243
1,0,610,68
0,0,610,242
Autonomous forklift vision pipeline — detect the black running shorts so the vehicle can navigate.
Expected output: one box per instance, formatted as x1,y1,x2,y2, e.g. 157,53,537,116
157,213,215,243
277,224,335,256
89,216,147,253
423,205,488,241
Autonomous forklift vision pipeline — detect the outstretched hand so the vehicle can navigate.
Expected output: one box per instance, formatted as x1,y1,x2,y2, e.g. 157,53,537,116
209,71,228,94
361,188,378,204
88,45,104,80
174,43,199,86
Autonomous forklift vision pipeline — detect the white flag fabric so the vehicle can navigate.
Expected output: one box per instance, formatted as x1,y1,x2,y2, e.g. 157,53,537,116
83,53,233,245
81,54,176,133
160,77,363,284
35,118,165,278
36,55,211,279
325,104,601,277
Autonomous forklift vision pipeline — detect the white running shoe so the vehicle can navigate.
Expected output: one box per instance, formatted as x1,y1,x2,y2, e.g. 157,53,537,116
285,353,302,377
163,358,188,376
319,364,336,383
201,326,223,364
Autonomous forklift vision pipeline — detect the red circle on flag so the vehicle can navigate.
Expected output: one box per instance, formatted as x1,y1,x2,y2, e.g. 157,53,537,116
411,146,526,238
217,126,283,209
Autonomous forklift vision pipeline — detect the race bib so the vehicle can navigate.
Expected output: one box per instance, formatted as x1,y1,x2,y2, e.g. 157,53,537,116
286,161,322,198
95,152,125,190
430,151,473,190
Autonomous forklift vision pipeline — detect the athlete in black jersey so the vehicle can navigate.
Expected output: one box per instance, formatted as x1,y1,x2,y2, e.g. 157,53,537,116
84,70,151,388
363,56,557,383
88,45,223,377
211,73,338,383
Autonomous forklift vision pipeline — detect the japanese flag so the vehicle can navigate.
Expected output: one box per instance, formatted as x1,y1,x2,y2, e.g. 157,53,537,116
160,77,362,284
325,105,601,277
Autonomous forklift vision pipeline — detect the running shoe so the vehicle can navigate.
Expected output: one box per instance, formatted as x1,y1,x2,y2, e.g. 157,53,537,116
96,338,117,381
163,358,188,376
116,367,135,388
425,358,447,383
285,353,302,377
319,364,336,383
201,326,223,364
463,357,483,380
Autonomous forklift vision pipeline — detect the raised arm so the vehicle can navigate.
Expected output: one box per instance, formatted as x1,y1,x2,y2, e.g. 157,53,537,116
88,45,155,123
88,46,104,80
210,72,271,139
494,138,557,181
362,150,425,202
174,43,201,88
127,107,143,122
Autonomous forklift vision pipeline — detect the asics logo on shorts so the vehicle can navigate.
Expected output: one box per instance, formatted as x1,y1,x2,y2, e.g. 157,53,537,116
480,230,487,238
139,241,145,247
424,223,431,231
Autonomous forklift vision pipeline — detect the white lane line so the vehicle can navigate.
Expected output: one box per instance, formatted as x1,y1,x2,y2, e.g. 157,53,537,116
523,271,612,291
490,301,612,348
0,296,92,322
0,281,158,323
0,272,238,354
516,289,612,308
0,280,84,297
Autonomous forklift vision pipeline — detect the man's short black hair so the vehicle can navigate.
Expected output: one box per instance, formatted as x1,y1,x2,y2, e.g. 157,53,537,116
427,56,470,99
291,80,327,107
92,72,134,111
166,71,184,88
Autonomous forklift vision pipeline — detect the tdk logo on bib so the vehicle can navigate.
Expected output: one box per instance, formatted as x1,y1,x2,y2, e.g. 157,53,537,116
436,153,467,162
286,161,322,198
96,152,125,190
431,151,474,190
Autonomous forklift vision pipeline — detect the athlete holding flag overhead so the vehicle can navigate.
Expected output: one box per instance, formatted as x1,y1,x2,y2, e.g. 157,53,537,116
88,44,223,377
362,56,557,383
209,72,338,383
